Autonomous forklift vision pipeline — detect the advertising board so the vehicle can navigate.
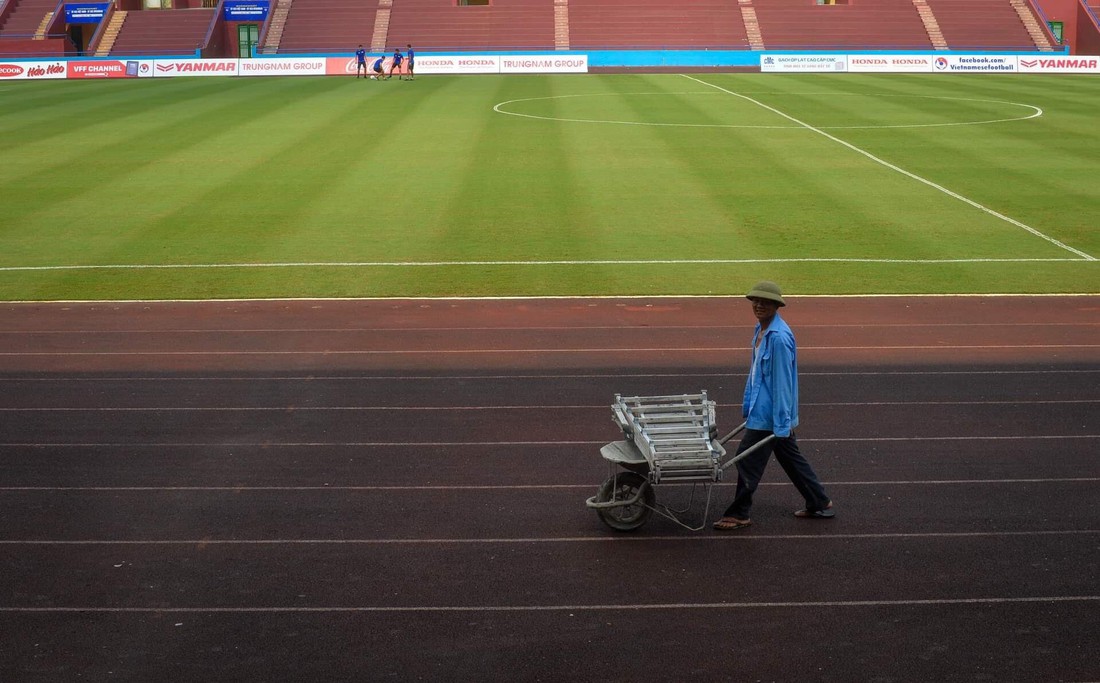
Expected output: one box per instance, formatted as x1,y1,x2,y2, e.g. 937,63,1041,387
933,55,1017,72
238,58,327,76
499,55,588,73
415,55,499,74
154,59,239,76
67,60,152,78
848,55,934,73
761,54,847,72
0,61,68,79
1017,56,1100,73
326,56,365,76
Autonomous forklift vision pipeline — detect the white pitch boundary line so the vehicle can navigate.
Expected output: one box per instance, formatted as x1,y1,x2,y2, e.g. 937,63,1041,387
1,531,1097,546
0,257,1094,272
1,435,1097,447
681,74,1097,262
4,321,1096,333
3,597,1099,614
3,479,1097,492
3,293,1099,304
2,399,1096,412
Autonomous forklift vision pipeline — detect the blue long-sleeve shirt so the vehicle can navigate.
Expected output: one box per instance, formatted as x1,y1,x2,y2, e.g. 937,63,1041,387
742,312,799,437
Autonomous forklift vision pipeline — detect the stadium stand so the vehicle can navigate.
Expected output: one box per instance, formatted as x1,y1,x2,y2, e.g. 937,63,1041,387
751,0,933,50
568,0,748,49
924,0,1047,49
0,0,59,37
385,0,555,52
105,8,215,56
275,0,379,53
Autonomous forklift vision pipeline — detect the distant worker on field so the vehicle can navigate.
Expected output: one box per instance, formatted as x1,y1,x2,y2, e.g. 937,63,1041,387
355,44,367,78
405,44,415,80
371,55,385,79
388,48,403,80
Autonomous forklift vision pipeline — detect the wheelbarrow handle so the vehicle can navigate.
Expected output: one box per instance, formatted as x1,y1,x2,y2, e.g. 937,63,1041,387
718,423,777,472
718,421,748,446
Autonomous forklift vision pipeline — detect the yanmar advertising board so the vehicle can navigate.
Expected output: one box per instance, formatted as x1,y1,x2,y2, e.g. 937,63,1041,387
1018,56,1100,73
154,59,238,77
0,61,67,79
67,60,152,78
848,55,933,73
500,55,588,73
238,58,326,76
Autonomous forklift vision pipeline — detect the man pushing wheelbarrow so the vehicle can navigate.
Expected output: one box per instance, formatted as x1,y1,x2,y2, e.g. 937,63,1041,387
586,281,835,532
712,281,835,531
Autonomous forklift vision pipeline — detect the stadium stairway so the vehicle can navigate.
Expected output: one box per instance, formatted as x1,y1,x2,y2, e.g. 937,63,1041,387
912,0,949,49
1008,0,1056,50
751,0,933,50
739,0,766,51
260,0,292,53
94,10,126,56
275,0,379,53
0,0,59,37
923,0,1052,50
370,0,390,52
554,0,567,49
105,9,215,56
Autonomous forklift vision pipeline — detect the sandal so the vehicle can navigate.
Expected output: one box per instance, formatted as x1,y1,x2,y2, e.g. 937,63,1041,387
794,502,835,519
713,517,752,531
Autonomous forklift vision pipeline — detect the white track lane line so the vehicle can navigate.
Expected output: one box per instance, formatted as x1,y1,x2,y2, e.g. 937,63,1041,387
1,399,1096,411
0,343,1097,357
1,369,1096,382
3,478,1098,492
2,530,1097,545
4,596,1099,612
1,435,1097,447
681,74,1097,262
3,321,1096,333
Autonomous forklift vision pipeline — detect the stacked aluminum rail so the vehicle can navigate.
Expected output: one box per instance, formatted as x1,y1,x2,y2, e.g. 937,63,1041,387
611,392,726,484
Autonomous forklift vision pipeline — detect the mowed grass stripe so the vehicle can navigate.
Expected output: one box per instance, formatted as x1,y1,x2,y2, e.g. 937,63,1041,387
690,74,1089,260
2,78,322,264
0,74,1097,299
752,75,1099,256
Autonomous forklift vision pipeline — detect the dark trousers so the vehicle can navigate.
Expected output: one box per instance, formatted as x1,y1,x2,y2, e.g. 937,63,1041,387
722,429,829,518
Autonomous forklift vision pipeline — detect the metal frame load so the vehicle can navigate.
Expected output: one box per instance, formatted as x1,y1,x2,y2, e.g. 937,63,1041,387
610,392,726,485
587,391,776,532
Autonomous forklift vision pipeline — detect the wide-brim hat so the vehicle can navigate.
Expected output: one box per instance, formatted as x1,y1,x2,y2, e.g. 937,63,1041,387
746,281,785,307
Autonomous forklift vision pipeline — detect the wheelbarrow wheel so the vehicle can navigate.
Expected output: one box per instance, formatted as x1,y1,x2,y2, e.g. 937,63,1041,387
594,471,654,532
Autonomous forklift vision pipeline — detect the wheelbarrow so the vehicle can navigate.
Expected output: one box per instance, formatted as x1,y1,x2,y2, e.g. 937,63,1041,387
585,392,775,531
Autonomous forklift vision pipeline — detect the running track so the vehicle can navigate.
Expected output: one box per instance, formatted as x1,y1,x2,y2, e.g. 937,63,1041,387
1,296,1097,682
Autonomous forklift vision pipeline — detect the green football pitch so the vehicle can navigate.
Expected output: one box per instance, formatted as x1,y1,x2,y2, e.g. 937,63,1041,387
1,73,1097,300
